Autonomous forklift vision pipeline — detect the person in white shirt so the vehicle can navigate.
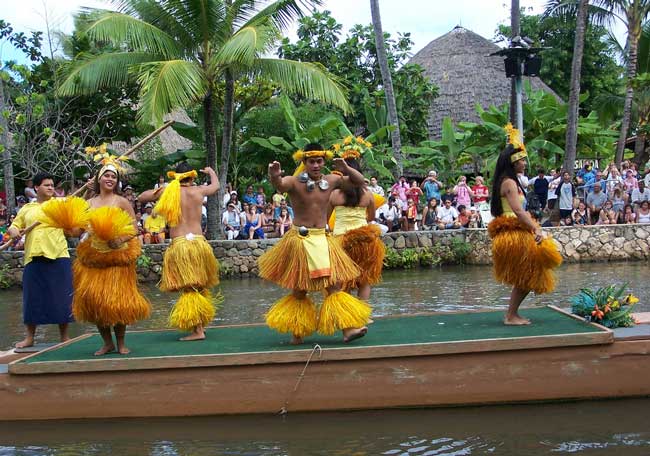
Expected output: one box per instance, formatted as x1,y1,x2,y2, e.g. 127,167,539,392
376,197,401,232
631,180,650,209
436,199,460,229
221,203,241,240
367,177,385,197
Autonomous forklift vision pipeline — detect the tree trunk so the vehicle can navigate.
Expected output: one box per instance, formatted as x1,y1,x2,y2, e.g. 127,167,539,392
0,80,15,216
216,69,235,237
370,0,402,177
509,0,520,124
203,88,220,240
616,29,640,166
633,122,648,166
563,0,589,177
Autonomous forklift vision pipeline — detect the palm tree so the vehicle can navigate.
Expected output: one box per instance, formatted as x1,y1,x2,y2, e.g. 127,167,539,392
369,0,402,177
58,0,350,238
546,0,589,176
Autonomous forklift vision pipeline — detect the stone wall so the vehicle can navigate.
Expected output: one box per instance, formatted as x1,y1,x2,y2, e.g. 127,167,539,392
2,224,649,286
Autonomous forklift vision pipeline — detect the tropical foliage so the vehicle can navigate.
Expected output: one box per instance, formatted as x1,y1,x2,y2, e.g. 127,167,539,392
571,283,639,328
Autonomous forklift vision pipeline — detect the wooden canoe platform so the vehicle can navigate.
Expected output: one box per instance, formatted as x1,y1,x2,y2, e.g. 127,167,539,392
2,305,649,421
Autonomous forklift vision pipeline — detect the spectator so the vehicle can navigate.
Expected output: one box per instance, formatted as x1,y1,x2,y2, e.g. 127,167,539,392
277,206,293,236
54,181,66,197
556,171,576,220
421,170,442,203
440,186,456,206
404,198,418,231
468,207,481,228
368,177,385,197
24,179,37,202
153,175,166,190
242,185,257,205
585,170,607,195
376,197,401,232
221,202,242,239
0,198,6,218
643,163,650,187
406,180,423,205
271,189,284,208
390,176,409,204
605,164,623,194
610,185,627,218
453,175,473,208
142,203,154,223
261,204,276,237
436,199,460,229
638,200,650,223
572,200,590,225
222,182,233,206
273,199,294,219
134,211,145,243
586,182,607,224
255,186,266,208
243,203,264,239
123,185,136,208
421,198,439,230
471,176,489,206
623,204,637,224
228,191,242,212
457,205,470,228
631,180,650,209
529,168,551,210
143,211,167,244
623,169,638,195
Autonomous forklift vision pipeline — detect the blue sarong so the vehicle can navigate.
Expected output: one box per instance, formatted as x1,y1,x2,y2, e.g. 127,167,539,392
23,257,74,325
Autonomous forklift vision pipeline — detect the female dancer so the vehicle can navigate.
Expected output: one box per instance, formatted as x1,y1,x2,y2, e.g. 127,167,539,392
73,162,151,355
488,125,562,325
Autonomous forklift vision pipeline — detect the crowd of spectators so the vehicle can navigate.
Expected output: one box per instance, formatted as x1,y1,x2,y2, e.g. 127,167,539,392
2,160,650,250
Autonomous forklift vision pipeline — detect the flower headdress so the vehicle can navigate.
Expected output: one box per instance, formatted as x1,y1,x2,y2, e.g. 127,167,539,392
504,123,527,163
292,147,334,177
154,168,199,227
85,143,129,177
331,135,373,160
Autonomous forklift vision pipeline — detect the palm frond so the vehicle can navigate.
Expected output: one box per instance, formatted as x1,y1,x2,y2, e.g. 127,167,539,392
56,51,157,96
237,0,321,32
86,12,180,58
253,58,350,114
135,59,207,126
213,25,277,67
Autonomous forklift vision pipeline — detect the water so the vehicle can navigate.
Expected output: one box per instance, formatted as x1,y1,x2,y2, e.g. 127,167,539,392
1,262,650,455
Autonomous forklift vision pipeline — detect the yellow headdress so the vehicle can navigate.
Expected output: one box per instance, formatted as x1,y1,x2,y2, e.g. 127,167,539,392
85,143,128,177
292,147,335,177
504,123,527,163
331,135,373,160
153,169,198,227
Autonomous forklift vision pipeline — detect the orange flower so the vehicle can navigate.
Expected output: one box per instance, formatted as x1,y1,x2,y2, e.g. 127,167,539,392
591,305,604,320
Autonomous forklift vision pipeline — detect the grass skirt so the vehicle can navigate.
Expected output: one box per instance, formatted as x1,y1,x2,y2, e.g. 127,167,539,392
265,294,318,338
318,291,372,335
258,229,360,291
487,216,562,294
73,237,151,326
169,289,217,331
160,235,219,292
338,224,385,287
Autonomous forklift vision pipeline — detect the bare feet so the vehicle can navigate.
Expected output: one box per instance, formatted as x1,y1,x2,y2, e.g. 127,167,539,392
180,332,206,341
290,335,304,345
94,344,116,356
15,338,34,349
504,315,531,325
343,327,367,343
60,336,71,344
117,346,131,355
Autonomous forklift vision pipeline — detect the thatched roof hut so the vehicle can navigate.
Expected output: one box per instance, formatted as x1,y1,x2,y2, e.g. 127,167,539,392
408,26,561,139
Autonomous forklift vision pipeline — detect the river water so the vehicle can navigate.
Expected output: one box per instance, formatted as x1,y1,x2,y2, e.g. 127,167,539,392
1,262,650,455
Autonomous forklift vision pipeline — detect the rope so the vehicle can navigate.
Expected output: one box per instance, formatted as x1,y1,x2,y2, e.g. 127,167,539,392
279,343,322,415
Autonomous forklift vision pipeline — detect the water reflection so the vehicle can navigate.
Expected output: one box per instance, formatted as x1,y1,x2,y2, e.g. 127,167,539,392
2,400,650,455
1,262,649,350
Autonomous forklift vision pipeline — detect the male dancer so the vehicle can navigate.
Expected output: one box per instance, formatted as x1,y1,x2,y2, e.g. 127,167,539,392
139,163,220,340
258,143,370,344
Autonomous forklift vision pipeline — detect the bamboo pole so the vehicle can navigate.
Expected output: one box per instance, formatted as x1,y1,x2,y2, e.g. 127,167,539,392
0,120,175,252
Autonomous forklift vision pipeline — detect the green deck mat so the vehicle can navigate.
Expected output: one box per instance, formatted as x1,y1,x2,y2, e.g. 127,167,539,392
22,307,603,364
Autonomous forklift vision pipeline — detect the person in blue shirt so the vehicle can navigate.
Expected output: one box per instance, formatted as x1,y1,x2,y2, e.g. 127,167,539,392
420,170,443,203
273,199,294,219
242,185,257,205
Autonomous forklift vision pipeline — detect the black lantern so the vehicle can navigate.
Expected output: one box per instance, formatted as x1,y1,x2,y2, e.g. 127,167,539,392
524,55,542,76
504,56,521,77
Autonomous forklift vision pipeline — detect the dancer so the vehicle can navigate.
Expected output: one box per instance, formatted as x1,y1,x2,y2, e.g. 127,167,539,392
7,173,75,348
139,163,220,341
73,158,151,355
327,140,385,301
258,143,370,344
488,125,562,325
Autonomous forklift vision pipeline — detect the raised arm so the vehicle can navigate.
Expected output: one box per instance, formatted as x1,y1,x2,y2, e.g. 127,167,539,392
333,158,365,189
269,161,294,193
199,167,220,196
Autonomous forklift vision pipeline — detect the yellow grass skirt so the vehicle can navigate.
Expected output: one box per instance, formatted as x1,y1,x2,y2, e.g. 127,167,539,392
318,291,372,335
168,289,217,331
338,224,385,287
73,237,151,326
258,228,360,291
487,216,562,294
265,294,318,338
160,235,219,292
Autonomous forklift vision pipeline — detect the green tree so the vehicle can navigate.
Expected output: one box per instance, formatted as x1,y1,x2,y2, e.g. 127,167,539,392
279,10,437,148
57,0,350,239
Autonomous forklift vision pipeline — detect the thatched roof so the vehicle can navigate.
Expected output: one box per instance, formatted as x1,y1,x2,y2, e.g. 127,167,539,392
408,26,561,139
110,110,193,155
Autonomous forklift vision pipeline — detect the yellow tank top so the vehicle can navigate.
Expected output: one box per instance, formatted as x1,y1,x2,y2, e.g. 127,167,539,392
332,206,367,235
501,194,525,217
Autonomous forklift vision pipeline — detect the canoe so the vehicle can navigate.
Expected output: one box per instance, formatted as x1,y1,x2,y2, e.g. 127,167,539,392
2,305,649,421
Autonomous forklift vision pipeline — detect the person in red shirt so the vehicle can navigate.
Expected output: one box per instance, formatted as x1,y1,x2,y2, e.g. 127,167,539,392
471,176,489,205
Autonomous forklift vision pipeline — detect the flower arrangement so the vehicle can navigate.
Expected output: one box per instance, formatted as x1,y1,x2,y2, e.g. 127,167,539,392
85,143,128,173
331,135,372,160
570,283,639,328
